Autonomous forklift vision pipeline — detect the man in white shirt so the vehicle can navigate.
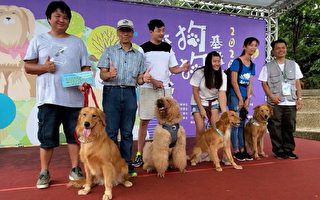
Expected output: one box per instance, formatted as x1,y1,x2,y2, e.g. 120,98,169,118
132,19,189,168
258,39,303,160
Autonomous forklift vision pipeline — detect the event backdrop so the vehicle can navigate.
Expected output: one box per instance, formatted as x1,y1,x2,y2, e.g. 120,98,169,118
0,0,266,147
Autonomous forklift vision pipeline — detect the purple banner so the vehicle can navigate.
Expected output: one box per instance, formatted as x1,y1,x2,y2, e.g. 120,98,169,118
1,0,265,140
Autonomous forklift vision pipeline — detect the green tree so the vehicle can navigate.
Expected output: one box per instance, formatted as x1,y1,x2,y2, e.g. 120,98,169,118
278,0,320,88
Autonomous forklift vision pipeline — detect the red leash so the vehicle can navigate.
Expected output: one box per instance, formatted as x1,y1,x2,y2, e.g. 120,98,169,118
75,83,100,144
82,83,99,108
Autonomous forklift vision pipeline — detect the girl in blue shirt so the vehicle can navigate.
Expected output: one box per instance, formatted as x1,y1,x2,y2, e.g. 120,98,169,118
228,37,259,161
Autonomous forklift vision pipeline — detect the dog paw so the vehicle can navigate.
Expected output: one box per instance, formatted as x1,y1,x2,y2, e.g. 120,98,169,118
180,169,186,173
234,165,243,170
102,193,112,200
157,173,165,178
190,161,197,166
254,155,261,160
215,167,223,172
260,153,268,158
78,189,90,195
124,181,133,187
254,154,261,160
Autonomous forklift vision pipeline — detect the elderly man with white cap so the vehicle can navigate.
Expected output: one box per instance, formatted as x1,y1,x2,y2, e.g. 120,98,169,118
97,19,149,177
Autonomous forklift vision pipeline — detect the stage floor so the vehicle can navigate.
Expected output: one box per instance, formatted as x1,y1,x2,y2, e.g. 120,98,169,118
0,137,319,200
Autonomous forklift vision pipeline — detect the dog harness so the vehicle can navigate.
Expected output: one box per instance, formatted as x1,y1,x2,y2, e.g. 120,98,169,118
162,123,180,148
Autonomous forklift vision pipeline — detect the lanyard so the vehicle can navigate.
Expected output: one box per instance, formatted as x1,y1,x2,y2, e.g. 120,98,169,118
277,61,287,81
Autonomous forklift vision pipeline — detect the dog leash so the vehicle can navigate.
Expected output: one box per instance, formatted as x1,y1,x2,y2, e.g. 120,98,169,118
205,100,213,124
75,83,99,144
82,83,99,108
204,98,218,128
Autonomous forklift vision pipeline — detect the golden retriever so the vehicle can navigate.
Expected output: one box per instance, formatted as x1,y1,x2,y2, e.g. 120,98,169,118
244,104,273,160
143,97,187,177
69,107,132,200
189,111,242,172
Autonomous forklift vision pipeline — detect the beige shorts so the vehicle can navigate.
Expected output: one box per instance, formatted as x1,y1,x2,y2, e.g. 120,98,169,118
138,87,172,120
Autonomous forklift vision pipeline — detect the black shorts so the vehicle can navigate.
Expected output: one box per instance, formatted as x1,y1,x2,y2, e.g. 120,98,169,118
37,104,81,148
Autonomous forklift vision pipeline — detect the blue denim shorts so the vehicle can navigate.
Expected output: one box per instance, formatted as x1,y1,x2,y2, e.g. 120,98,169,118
37,104,81,148
191,100,220,114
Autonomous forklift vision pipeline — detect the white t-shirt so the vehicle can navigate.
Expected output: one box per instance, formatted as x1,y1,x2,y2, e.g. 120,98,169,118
258,62,303,106
138,41,178,89
190,68,227,106
24,33,90,107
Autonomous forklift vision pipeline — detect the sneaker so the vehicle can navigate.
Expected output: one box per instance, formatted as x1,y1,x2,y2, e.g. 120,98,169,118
242,152,253,161
132,153,143,168
274,152,288,160
69,166,84,180
233,152,245,161
36,170,50,189
128,164,137,177
286,152,299,159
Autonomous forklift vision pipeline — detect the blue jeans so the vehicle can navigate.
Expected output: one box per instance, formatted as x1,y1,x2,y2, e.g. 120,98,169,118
102,86,137,164
227,94,245,152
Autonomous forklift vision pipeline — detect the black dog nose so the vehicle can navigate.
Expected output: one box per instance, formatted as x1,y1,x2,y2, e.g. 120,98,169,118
156,99,164,108
84,121,90,128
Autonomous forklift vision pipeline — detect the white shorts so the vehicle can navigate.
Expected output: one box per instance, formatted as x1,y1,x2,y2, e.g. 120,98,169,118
138,87,172,120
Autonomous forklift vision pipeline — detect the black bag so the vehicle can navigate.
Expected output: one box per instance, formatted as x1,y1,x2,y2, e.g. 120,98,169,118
224,58,253,96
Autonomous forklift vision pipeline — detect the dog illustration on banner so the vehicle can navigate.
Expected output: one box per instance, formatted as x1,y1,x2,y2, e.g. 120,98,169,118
0,5,36,100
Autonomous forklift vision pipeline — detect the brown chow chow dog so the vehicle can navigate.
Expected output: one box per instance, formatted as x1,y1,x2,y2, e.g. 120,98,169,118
189,111,242,172
244,104,273,160
69,107,132,200
143,97,187,177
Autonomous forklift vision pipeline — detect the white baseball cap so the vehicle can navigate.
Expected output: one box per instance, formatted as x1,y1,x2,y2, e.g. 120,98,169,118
117,19,134,30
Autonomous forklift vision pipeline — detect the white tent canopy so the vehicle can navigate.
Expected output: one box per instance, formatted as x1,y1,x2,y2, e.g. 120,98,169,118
121,0,307,61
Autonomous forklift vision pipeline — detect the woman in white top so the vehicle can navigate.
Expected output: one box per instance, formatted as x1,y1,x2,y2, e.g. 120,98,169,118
190,51,227,136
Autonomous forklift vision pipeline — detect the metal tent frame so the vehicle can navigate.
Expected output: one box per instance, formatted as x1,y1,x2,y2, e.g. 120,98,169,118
119,0,306,61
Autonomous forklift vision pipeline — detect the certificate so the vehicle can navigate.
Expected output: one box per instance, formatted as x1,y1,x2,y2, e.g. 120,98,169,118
61,71,95,87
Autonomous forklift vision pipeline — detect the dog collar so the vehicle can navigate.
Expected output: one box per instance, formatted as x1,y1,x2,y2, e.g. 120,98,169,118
78,136,93,144
250,118,268,126
162,123,179,148
214,127,224,138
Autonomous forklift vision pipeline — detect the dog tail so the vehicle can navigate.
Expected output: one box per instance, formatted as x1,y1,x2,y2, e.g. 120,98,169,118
66,179,86,188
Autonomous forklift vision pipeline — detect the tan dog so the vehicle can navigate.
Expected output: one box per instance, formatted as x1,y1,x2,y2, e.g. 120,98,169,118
0,5,35,100
189,111,242,172
143,97,187,177
69,107,132,200
244,104,273,160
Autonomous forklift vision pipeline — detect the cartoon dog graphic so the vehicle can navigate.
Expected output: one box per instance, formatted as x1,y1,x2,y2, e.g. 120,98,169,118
0,5,35,100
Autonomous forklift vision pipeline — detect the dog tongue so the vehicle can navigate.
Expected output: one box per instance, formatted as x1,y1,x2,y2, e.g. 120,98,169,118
83,129,91,138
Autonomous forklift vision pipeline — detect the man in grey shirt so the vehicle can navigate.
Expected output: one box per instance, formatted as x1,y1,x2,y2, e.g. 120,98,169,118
24,1,91,189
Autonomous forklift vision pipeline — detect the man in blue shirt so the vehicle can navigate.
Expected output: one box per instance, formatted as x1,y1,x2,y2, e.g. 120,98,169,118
97,19,148,177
